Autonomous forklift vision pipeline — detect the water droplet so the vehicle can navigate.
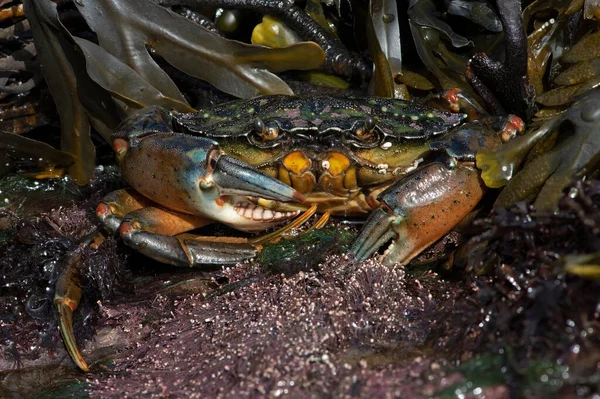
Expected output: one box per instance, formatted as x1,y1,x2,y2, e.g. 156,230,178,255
581,102,600,122
382,13,395,23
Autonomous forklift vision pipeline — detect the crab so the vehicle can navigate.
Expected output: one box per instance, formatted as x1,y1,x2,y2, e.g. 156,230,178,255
54,93,524,371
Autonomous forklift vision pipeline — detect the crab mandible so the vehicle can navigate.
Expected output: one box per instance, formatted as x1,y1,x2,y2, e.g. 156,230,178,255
55,94,524,371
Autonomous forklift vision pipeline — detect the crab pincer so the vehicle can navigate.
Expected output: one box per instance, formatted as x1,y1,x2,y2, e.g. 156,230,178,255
352,115,524,266
351,161,486,266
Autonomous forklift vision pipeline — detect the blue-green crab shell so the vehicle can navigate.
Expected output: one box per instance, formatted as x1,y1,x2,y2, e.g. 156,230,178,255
174,95,466,145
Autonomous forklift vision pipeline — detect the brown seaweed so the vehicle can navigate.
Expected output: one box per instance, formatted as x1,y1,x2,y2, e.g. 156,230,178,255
22,0,95,185
478,88,600,212
73,0,325,99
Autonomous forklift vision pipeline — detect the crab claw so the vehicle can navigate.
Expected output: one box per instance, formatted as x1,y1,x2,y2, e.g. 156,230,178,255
114,106,303,204
113,107,306,232
351,162,485,266
351,207,397,263
212,154,304,203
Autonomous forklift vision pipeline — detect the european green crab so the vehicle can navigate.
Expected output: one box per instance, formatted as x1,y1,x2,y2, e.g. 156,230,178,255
55,93,524,371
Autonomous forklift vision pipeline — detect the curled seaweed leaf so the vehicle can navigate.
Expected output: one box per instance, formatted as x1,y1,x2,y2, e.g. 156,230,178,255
73,0,324,99
0,132,76,170
368,0,409,98
251,15,301,48
446,0,502,32
527,17,559,96
251,14,348,89
554,58,600,86
561,30,600,64
526,0,600,108
477,123,553,188
561,252,600,279
368,0,432,96
22,0,124,181
408,23,480,102
0,42,41,95
305,0,337,36
74,38,195,113
536,85,585,107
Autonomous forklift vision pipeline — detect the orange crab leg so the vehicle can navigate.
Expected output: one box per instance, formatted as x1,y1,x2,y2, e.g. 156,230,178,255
56,192,215,372
54,233,102,373
95,188,155,233
57,203,318,371
119,205,321,266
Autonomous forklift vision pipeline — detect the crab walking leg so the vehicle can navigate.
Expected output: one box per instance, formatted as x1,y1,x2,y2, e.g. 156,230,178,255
251,204,319,244
95,188,156,234
54,232,103,373
57,206,313,372
351,161,486,266
56,205,314,373
121,205,321,265
119,206,256,266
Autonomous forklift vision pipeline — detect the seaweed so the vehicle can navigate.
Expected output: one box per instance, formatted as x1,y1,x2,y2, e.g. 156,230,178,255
72,0,325,100
477,88,600,211
23,0,96,184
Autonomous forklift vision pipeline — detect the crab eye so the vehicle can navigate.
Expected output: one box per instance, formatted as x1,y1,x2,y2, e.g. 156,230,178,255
355,117,375,139
345,117,382,148
354,117,376,140
249,119,282,148
254,119,265,135
254,119,279,141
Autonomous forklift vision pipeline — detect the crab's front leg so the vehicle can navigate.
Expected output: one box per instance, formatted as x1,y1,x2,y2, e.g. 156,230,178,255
351,159,486,266
97,189,313,267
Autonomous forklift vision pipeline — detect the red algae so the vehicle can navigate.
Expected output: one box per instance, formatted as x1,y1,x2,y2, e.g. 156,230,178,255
88,255,472,398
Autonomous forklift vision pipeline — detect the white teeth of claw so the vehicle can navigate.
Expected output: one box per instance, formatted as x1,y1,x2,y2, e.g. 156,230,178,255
252,207,264,220
234,202,294,221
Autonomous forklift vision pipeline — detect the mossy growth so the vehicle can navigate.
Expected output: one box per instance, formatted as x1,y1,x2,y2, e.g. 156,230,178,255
257,226,356,275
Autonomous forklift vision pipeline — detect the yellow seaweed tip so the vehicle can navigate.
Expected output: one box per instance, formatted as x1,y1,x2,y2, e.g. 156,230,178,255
251,15,301,48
